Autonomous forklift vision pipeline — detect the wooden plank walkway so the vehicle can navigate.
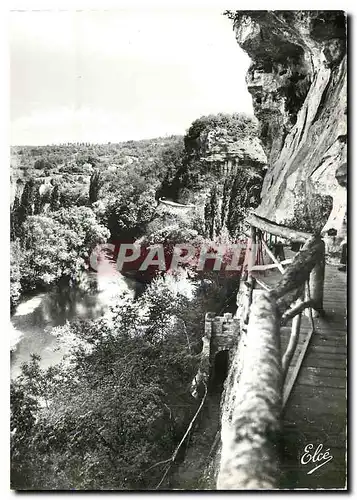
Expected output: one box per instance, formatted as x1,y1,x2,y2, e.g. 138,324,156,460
253,263,347,489
280,264,347,489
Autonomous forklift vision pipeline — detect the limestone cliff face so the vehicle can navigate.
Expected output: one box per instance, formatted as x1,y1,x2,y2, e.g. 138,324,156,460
188,124,266,168
228,10,347,236
175,114,267,238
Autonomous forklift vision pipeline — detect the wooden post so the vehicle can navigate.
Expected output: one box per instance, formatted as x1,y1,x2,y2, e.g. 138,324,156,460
247,225,257,275
282,312,302,381
242,225,257,325
306,238,325,317
237,225,257,321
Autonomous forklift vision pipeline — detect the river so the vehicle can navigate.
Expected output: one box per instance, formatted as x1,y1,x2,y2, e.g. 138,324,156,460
10,259,136,378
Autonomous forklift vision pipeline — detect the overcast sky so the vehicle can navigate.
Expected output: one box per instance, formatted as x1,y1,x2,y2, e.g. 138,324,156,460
10,8,253,145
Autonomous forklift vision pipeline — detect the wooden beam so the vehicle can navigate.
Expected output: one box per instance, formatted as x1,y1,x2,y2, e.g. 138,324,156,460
271,237,325,301
306,245,325,317
282,312,302,381
282,325,315,408
254,277,272,291
277,285,305,317
281,299,314,325
261,238,285,274
246,212,312,243
247,225,257,273
251,259,292,272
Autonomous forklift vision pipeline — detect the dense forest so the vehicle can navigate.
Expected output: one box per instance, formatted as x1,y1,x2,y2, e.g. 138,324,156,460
10,113,263,490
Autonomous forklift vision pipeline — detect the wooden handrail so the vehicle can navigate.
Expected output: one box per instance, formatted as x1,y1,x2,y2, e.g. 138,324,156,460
246,212,313,243
217,292,282,490
217,229,325,490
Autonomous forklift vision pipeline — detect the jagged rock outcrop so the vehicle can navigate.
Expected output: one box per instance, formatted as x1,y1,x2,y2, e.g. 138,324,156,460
227,10,347,237
189,122,266,170
171,113,268,238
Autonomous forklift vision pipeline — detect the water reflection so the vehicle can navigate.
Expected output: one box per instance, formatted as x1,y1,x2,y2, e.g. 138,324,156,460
11,262,135,378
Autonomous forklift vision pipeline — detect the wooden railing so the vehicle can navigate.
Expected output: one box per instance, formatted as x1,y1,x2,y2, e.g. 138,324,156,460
246,212,313,243
217,213,325,490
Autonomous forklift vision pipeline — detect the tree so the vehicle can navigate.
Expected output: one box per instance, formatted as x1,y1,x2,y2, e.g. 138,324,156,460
16,180,36,238
156,138,185,200
34,158,53,170
20,208,109,290
10,240,22,310
11,376,39,489
10,274,207,490
20,215,78,289
205,186,219,239
10,195,21,240
89,170,102,204
99,177,157,240
52,206,110,252
49,185,60,211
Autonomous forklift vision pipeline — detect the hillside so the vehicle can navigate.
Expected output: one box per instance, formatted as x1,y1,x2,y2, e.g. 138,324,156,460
160,113,267,239
11,136,183,206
